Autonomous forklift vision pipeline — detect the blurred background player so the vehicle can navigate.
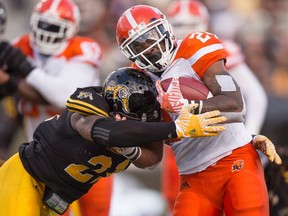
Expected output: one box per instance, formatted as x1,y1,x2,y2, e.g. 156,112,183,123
161,0,269,213
0,0,113,215
0,1,23,162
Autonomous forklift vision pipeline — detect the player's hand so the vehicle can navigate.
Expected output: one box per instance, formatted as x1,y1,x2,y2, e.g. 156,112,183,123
253,135,282,165
0,41,14,68
0,41,35,78
156,78,190,114
174,104,227,138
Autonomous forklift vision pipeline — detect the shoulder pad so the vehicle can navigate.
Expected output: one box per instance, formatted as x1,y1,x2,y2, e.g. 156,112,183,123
66,86,110,116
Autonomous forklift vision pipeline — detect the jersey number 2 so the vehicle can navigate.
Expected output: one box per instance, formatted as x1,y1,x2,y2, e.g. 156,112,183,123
65,155,129,184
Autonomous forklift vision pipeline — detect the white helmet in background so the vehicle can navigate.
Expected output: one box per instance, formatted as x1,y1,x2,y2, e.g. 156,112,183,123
30,0,80,55
167,0,209,39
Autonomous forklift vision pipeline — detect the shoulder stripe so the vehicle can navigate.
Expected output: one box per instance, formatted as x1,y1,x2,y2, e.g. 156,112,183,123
187,43,225,66
66,98,109,117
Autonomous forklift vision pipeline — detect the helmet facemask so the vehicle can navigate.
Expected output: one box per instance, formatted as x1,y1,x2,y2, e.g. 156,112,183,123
120,19,175,73
113,93,161,122
30,12,78,55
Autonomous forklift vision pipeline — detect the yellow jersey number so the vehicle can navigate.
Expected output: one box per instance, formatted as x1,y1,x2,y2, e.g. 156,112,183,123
65,155,129,184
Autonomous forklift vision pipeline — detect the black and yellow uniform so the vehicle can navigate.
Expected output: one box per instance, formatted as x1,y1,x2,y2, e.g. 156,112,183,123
0,87,130,215
0,85,178,215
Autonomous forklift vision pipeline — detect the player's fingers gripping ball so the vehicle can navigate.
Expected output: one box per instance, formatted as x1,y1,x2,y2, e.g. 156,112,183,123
157,77,188,113
175,104,227,138
159,76,211,114
253,135,282,165
156,80,165,105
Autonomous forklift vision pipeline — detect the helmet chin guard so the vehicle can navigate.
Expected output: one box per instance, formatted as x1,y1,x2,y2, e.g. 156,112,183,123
30,0,80,55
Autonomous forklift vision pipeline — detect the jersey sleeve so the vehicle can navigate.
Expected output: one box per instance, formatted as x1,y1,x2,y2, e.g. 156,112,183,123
66,86,110,117
176,31,228,78
61,36,102,68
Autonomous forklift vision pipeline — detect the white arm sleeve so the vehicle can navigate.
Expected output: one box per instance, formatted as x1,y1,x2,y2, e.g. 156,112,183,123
229,63,268,134
26,62,100,109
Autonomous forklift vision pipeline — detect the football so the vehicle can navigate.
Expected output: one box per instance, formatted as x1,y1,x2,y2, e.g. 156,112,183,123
160,77,210,100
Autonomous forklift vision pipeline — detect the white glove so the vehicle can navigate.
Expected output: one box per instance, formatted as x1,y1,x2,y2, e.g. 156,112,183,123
156,78,191,114
114,147,142,161
253,135,282,165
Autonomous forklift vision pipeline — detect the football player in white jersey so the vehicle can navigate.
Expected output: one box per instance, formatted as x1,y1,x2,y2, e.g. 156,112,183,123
161,0,269,213
115,4,281,216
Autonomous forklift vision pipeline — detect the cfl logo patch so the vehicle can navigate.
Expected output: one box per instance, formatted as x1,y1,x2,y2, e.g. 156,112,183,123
232,160,244,172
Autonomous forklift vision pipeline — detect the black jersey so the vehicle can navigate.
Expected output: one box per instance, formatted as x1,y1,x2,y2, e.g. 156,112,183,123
19,87,130,203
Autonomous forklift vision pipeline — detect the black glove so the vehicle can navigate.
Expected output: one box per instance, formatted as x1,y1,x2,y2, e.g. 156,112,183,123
0,41,15,68
0,41,35,78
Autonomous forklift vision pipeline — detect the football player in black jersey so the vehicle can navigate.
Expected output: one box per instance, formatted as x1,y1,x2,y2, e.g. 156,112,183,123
0,67,226,215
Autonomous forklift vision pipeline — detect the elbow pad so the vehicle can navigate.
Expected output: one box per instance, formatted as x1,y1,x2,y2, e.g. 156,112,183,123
91,117,177,147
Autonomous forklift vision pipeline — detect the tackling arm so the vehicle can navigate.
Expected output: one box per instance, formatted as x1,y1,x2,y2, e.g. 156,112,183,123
71,111,165,168
115,141,164,169
70,106,227,147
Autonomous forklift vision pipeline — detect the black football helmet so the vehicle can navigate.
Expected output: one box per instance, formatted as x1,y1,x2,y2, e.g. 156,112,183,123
0,2,7,34
103,67,161,122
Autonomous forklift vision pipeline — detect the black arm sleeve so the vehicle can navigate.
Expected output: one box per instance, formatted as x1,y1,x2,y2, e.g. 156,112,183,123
91,118,177,147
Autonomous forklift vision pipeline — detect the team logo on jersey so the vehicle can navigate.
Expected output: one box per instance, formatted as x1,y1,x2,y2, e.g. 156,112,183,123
77,91,93,100
232,160,244,172
105,81,131,113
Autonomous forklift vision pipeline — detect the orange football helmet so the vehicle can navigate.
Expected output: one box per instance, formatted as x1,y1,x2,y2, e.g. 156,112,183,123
167,0,209,39
30,0,80,55
116,5,176,73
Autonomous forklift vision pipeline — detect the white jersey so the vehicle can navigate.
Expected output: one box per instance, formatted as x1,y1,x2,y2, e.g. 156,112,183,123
159,33,252,175
14,35,101,141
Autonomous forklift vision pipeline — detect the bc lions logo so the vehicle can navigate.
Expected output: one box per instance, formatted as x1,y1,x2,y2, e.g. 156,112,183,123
105,81,131,113
77,91,93,100
232,160,244,172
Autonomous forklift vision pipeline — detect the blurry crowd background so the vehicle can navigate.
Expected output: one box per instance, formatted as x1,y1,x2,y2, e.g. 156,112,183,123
1,0,288,215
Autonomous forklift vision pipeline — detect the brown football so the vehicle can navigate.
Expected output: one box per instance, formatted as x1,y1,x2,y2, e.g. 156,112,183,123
160,77,210,100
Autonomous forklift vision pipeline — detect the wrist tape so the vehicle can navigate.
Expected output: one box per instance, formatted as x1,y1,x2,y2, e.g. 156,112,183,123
117,147,142,161
188,100,203,114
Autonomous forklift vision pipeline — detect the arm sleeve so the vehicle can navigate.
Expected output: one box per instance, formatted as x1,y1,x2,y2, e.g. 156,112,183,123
91,117,177,147
26,62,100,109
